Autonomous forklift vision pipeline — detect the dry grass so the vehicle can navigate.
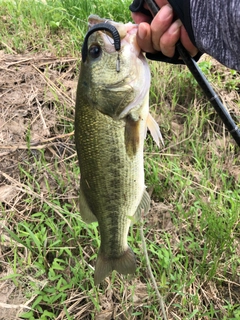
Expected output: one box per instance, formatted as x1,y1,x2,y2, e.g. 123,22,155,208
0,52,78,319
0,50,239,319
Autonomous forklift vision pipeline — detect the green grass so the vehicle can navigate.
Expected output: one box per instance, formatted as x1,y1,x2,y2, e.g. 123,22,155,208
0,0,239,319
0,0,132,54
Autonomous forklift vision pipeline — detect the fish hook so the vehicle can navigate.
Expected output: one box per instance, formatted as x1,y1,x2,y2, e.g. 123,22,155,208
82,23,121,73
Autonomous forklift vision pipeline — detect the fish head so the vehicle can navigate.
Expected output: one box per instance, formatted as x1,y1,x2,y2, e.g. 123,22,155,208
78,15,151,119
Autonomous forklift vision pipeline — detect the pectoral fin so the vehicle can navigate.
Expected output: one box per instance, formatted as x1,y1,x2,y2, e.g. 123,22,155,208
147,113,164,147
79,186,97,223
125,114,140,157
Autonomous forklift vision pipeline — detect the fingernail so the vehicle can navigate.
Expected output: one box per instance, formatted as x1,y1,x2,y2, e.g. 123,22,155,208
159,4,173,21
169,19,182,35
138,24,147,40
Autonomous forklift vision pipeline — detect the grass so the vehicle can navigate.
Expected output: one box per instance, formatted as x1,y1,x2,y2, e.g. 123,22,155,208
0,0,239,319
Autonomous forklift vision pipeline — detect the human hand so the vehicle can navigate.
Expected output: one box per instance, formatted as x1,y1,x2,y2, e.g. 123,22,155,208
131,0,198,59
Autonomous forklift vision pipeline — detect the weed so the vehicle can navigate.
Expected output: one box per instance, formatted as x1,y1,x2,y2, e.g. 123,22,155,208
0,0,239,319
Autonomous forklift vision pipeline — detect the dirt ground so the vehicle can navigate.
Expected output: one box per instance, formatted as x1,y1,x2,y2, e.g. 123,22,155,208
0,51,78,318
0,50,78,178
0,51,240,319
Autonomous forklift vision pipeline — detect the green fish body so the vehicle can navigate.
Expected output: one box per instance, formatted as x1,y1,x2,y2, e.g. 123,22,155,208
75,16,163,285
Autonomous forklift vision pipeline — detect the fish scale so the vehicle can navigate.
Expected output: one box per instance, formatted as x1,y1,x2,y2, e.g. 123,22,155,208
77,104,144,222
75,15,163,285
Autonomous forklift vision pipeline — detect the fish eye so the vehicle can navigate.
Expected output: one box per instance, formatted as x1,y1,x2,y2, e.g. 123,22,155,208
89,44,102,59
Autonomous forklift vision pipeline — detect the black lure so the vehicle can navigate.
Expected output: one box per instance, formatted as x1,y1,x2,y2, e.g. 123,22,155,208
81,23,121,63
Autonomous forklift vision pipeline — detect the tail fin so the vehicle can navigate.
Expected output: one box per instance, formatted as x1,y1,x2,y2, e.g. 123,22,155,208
94,247,136,285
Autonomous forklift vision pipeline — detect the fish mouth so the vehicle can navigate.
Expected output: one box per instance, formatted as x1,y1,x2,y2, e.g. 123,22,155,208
88,15,151,118
102,32,150,119
88,15,141,56
114,25,151,118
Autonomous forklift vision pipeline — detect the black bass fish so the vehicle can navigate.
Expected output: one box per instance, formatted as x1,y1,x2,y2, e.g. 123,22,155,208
75,15,163,285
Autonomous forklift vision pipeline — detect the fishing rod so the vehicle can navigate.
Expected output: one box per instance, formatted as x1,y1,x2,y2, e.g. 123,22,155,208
130,0,240,146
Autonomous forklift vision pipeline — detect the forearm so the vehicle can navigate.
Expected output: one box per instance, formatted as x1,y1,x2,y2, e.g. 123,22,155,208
186,0,240,70
130,0,240,70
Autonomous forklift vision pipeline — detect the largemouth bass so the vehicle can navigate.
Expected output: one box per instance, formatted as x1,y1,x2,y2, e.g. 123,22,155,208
75,15,163,285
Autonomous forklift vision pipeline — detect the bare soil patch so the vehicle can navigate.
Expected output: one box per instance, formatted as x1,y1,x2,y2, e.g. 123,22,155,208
0,51,78,318
0,52,239,319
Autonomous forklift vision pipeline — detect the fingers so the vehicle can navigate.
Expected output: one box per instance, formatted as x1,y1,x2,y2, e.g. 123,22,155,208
159,19,182,57
131,1,199,58
137,23,155,53
131,0,170,25
135,4,174,54
131,12,152,25
154,0,169,8
180,27,199,57
160,22,198,58
151,4,174,51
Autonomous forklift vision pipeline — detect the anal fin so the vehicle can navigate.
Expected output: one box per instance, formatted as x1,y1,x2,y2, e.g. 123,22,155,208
131,190,151,224
79,186,97,224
